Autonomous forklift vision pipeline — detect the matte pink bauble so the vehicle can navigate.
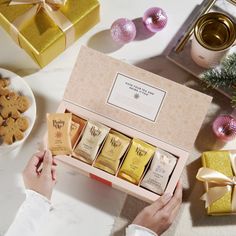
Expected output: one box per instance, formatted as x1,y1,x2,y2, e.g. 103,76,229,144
212,115,236,142
110,18,136,44
143,7,168,33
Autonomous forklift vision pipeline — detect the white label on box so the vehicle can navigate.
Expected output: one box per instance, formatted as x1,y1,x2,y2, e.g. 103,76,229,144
107,73,166,122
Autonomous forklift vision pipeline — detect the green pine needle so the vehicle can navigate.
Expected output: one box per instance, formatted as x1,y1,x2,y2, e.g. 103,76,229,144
201,53,236,107
222,53,236,71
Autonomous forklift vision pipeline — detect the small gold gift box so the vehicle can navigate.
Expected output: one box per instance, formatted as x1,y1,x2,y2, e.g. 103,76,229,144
197,150,236,215
0,0,100,67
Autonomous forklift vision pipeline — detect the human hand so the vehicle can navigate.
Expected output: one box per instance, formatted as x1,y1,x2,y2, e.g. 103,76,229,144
133,182,182,235
23,150,57,200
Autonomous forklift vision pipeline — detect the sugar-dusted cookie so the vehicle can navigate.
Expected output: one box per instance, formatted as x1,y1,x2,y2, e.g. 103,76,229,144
0,117,29,144
0,77,10,96
0,92,30,119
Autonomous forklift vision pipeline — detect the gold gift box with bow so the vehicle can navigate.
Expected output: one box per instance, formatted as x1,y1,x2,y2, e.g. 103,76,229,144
197,150,236,215
0,0,100,67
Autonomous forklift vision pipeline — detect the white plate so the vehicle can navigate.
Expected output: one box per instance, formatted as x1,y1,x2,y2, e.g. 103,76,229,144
0,68,36,154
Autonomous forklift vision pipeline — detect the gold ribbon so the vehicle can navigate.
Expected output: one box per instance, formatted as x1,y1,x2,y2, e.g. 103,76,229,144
196,151,236,212
9,0,75,48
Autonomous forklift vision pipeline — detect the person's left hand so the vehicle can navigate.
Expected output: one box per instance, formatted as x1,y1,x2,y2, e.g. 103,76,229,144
22,150,57,200
132,181,182,235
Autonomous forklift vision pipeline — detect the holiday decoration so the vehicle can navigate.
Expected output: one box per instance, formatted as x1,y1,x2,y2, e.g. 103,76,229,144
110,18,136,44
201,53,236,106
143,7,168,33
212,114,236,142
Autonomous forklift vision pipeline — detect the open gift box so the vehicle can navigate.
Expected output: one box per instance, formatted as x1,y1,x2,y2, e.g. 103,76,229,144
51,46,212,203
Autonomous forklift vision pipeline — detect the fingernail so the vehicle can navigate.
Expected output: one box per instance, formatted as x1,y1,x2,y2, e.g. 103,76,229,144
163,193,172,203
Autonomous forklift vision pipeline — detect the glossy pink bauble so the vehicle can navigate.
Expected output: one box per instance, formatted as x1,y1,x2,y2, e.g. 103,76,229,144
110,18,136,44
212,115,236,142
143,7,168,33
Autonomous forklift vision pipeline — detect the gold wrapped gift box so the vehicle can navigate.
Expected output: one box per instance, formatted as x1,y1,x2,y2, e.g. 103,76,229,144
198,151,236,215
0,0,100,67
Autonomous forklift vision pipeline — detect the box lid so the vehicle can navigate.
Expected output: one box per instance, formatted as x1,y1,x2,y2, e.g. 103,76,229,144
64,46,212,152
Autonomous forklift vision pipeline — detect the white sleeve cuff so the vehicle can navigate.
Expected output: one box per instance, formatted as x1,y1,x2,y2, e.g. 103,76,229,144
5,190,52,236
25,189,51,209
126,224,158,236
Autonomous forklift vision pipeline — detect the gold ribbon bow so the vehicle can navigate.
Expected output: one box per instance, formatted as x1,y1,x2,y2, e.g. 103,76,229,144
196,152,236,212
9,0,75,48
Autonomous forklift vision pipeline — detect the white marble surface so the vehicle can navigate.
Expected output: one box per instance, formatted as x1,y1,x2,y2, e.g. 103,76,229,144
0,0,236,236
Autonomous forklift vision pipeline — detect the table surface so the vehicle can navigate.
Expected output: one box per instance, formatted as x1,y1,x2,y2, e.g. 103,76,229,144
0,0,236,236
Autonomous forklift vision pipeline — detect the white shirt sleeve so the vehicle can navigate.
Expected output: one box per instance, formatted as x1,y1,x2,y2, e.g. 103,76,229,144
126,224,158,236
4,190,51,236
5,190,157,236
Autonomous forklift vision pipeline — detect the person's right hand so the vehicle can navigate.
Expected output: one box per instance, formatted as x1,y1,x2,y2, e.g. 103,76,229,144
22,150,57,200
132,181,182,235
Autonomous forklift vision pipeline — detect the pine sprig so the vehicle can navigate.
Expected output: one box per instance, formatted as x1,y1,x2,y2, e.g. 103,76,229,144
201,67,227,88
222,53,236,71
201,53,236,107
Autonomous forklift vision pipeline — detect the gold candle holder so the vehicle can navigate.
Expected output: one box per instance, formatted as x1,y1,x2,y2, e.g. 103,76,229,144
194,12,236,51
190,12,236,68
175,0,236,53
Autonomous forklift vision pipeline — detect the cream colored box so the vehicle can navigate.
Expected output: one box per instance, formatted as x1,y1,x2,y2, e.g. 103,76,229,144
54,46,212,203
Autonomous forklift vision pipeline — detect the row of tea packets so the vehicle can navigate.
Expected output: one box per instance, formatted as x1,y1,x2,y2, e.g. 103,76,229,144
47,113,178,195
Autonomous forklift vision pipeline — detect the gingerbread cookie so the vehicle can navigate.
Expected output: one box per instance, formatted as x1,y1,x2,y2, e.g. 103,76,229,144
0,77,10,96
0,117,29,144
0,92,30,119
0,116,3,126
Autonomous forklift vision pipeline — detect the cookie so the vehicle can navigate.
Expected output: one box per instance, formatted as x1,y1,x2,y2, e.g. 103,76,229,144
0,77,10,96
0,117,29,144
0,92,30,119
0,116,3,126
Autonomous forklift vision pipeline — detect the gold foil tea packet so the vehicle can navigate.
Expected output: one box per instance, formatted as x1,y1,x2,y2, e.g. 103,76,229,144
74,120,110,164
118,139,155,185
47,113,72,155
141,150,177,195
70,115,86,147
94,130,131,175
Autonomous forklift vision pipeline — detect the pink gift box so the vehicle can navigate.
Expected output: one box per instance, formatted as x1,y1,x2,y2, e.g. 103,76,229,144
52,46,212,203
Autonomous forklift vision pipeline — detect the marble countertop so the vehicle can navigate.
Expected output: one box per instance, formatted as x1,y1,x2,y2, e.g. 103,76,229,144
0,0,236,236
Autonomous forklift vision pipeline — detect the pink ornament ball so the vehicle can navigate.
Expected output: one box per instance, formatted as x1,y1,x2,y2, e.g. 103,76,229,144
212,115,236,142
143,7,168,33
110,18,136,44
